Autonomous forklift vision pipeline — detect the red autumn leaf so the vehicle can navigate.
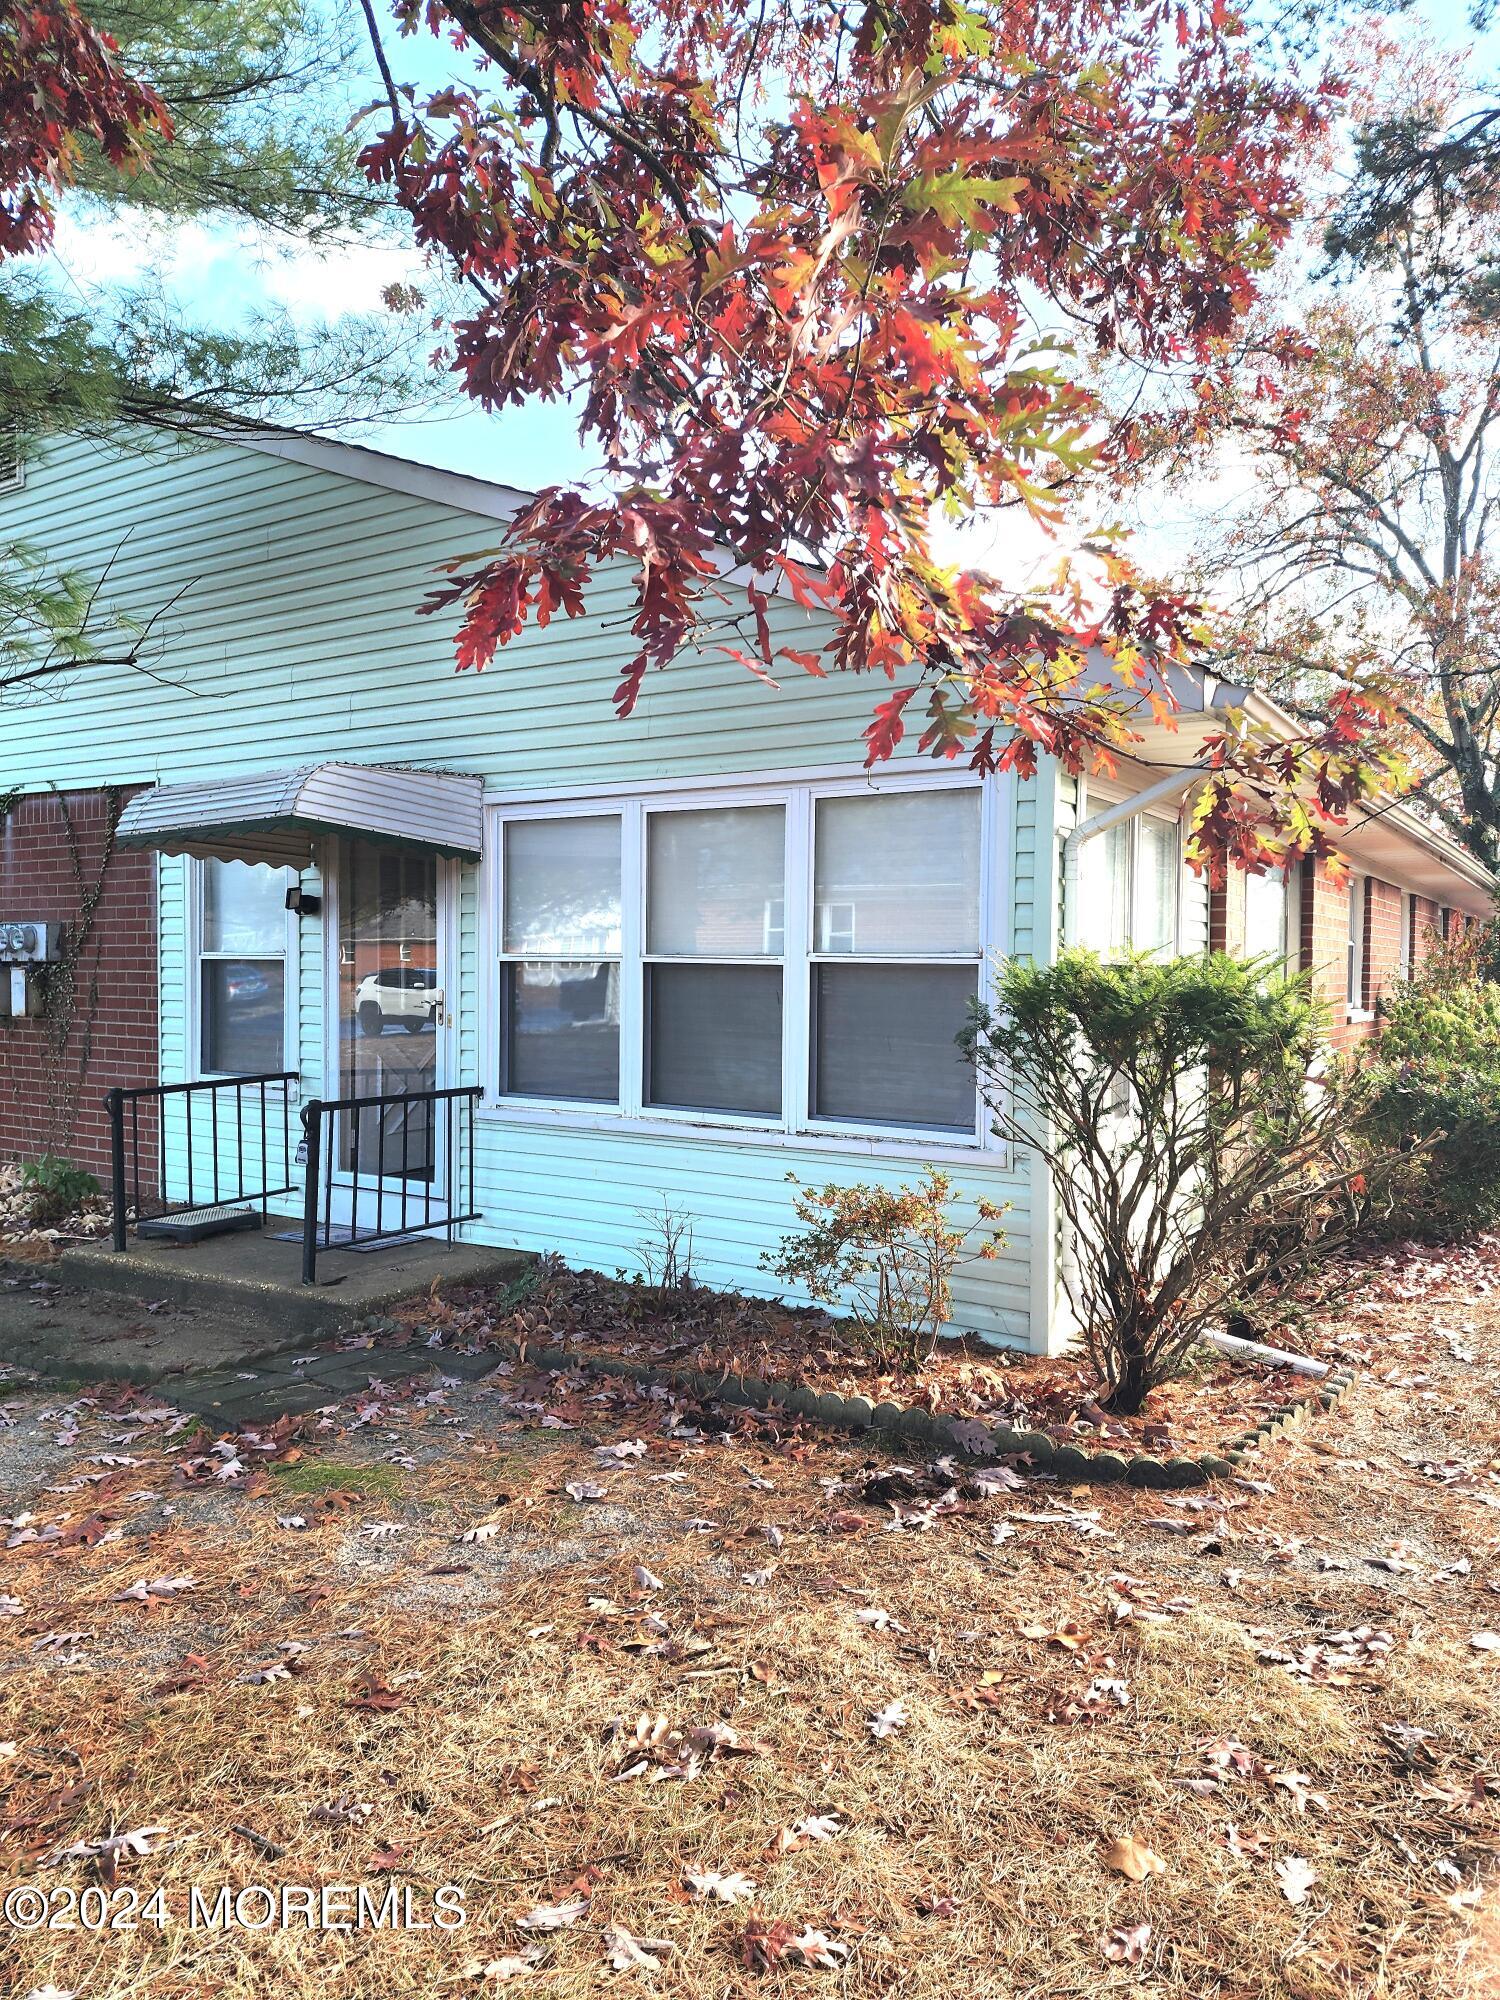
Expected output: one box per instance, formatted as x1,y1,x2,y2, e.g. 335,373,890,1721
56,1512,115,1549
349,1679,405,1713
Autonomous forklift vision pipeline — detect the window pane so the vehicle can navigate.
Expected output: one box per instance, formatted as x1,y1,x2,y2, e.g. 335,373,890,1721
337,841,439,1180
504,815,621,955
1244,867,1290,964
203,858,288,954
1134,817,1177,955
814,790,980,954
646,964,782,1114
1077,819,1130,955
505,962,620,1101
813,964,977,1131
202,959,284,1073
647,807,785,956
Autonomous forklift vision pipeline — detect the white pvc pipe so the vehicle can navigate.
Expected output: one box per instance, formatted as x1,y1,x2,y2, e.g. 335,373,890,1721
1202,1329,1330,1378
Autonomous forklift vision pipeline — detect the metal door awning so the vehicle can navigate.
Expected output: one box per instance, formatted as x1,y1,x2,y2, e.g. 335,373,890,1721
115,763,484,867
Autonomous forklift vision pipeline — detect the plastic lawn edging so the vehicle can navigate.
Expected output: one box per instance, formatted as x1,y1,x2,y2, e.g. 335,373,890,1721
359,1314,1356,1486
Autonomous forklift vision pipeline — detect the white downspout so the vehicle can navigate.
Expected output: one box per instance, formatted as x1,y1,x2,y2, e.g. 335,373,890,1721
1061,767,1209,948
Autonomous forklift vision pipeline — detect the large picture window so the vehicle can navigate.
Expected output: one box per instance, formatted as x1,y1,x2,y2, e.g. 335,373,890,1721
197,858,291,1074
491,778,993,1145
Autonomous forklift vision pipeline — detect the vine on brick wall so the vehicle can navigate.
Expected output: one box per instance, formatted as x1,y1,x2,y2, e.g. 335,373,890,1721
1,785,125,1159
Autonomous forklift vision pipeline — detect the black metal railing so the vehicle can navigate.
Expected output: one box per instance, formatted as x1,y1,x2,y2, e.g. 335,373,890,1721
299,1085,482,1284
105,1073,301,1251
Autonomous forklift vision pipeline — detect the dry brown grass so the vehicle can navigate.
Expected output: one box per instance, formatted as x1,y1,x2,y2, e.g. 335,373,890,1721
3,1273,1499,1999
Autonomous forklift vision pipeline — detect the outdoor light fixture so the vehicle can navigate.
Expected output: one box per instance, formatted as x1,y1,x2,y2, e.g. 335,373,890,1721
285,886,322,918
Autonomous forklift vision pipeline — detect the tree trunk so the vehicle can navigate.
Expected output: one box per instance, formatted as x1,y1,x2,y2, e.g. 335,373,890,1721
1102,1333,1151,1415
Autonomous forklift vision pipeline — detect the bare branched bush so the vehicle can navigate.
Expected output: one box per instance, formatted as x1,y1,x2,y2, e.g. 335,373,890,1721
634,1198,695,1295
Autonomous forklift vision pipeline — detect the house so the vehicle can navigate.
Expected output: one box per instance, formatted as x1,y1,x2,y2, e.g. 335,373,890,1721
0,430,1493,1352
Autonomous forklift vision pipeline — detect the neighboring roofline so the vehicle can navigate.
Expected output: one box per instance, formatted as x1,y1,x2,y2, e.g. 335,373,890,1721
230,428,532,524
1362,797,1497,901
1222,684,1498,903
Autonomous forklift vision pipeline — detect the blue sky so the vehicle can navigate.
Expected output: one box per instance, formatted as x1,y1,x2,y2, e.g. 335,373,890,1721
42,0,1500,497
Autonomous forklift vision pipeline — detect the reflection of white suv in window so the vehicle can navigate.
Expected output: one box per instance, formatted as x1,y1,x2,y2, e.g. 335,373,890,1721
356,967,438,1036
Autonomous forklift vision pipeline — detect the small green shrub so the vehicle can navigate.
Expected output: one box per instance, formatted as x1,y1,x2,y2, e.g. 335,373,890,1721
19,1155,101,1227
761,1167,1007,1371
1362,969,1500,1239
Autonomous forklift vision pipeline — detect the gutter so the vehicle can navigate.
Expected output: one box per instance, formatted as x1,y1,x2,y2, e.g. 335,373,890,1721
1061,767,1209,950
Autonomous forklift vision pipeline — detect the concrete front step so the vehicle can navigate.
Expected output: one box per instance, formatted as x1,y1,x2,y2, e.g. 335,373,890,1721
57,1228,533,1345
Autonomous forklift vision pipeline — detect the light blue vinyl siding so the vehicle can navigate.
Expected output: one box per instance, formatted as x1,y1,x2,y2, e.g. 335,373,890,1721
1,432,1046,1347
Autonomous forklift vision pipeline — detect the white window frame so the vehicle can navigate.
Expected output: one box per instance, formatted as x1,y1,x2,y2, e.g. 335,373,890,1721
1399,890,1415,983
1076,781,1183,957
495,812,624,1105
1243,858,1301,971
480,766,1010,1162
641,795,787,1121
186,855,298,1081
1347,874,1371,1019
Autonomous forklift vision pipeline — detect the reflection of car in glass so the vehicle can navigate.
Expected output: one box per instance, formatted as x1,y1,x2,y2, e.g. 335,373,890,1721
356,967,438,1037
224,966,270,1003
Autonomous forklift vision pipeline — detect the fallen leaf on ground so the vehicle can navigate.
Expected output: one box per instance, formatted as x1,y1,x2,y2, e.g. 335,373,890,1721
684,1868,756,1904
1103,1835,1167,1882
455,1951,540,1981
788,1928,850,1968
1020,1620,1087,1651
1276,1855,1318,1905
854,1607,904,1632
516,1897,589,1932
868,1699,909,1739
117,1576,197,1603
602,1923,671,1971
1101,1921,1152,1964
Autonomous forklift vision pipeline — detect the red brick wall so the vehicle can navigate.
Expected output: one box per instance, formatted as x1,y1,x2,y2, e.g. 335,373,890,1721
1303,870,1434,1050
1363,877,1405,1017
1410,894,1442,974
0,788,158,1180
1196,868,1466,1053
1297,864,1354,1047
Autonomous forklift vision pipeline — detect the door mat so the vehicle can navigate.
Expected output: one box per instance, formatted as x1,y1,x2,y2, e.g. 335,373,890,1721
266,1224,435,1252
